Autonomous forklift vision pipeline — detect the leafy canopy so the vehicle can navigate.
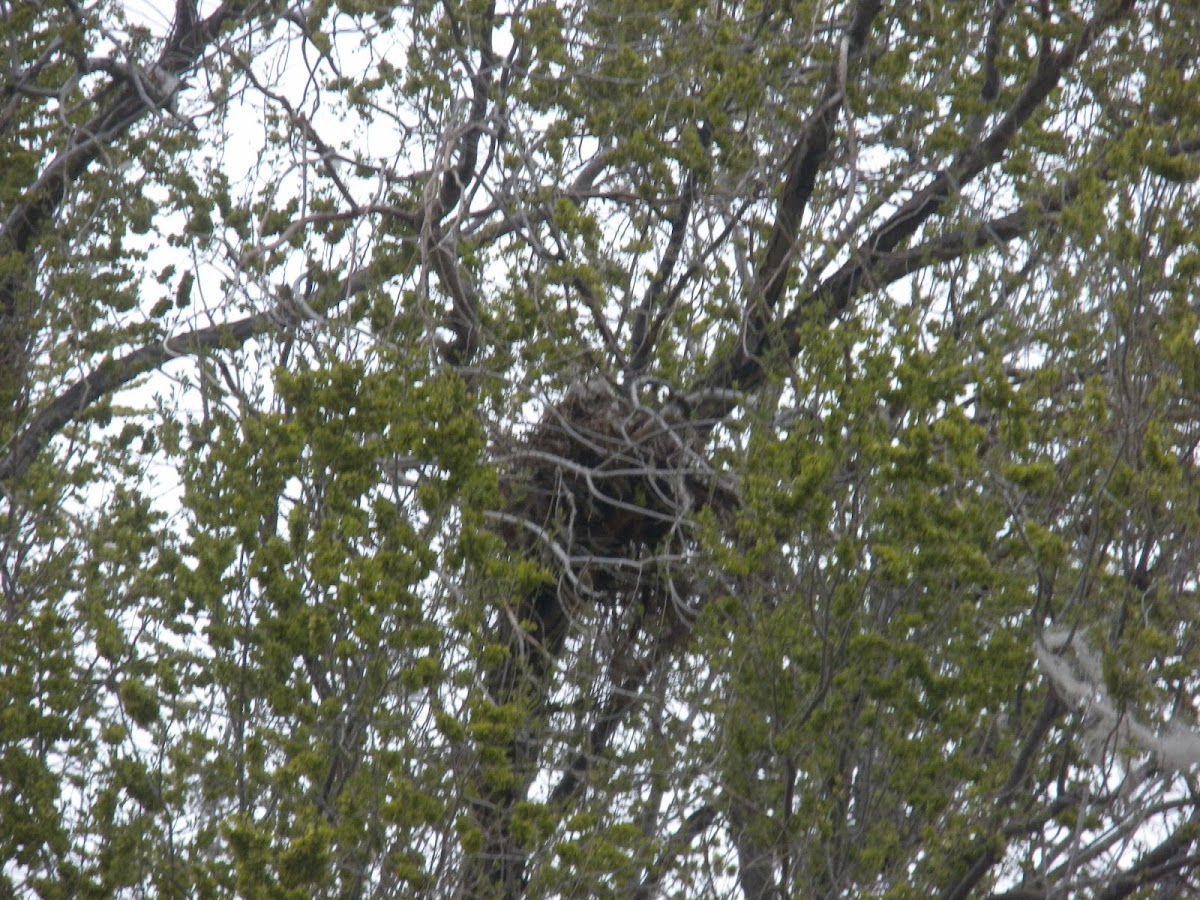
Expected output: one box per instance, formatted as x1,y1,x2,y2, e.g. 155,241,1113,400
2,0,1200,897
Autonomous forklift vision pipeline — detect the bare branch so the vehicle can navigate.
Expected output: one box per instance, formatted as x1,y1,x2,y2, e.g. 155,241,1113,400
697,0,1137,406
0,263,372,487
627,169,697,377
750,0,883,322
434,0,497,221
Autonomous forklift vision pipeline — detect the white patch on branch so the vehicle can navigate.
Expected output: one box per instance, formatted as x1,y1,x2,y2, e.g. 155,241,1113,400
1036,626,1200,775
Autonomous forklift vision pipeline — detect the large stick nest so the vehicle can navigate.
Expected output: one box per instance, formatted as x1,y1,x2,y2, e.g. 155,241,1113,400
491,379,714,651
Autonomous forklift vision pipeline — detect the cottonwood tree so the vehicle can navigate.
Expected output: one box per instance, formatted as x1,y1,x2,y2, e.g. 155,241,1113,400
3,0,1200,896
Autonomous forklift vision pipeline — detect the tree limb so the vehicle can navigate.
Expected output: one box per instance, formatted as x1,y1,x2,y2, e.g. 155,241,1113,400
744,0,883,343
696,0,1136,407
628,169,697,377
0,264,367,488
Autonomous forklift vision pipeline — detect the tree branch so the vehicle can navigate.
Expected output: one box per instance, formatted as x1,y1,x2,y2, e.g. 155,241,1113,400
1095,821,1199,900
942,691,1064,900
696,0,1137,407
0,310,281,486
627,169,697,377
0,259,373,487
0,1,245,259
424,1,497,366
745,0,883,339
0,0,264,447
434,0,497,220
633,804,718,900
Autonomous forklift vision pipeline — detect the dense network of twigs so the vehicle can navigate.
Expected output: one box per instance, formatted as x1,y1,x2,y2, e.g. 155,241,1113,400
487,379,721,686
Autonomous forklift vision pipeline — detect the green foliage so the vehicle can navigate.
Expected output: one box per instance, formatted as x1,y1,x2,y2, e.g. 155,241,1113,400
4,0,1200,897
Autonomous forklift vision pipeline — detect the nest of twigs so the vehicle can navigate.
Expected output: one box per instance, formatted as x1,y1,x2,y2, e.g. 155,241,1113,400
489,378,709,663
